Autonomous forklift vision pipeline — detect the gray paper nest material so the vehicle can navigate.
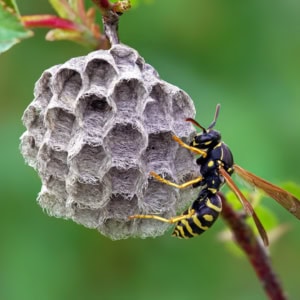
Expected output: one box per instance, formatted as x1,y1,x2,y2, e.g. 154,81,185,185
20,43,198,240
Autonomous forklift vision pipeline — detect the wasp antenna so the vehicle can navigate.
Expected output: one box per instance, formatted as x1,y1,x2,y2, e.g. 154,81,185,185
208,104,221,130
186,118,207,132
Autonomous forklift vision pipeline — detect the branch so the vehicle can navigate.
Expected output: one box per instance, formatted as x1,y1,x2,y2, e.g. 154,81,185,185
92,0,131,45
219,192,287,300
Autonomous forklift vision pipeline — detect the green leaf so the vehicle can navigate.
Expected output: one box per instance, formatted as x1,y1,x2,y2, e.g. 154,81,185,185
45,28,99,50
68,0,79,11
225,188,279,228
248,204,278,231
49,0,77,20
0,2,32,54
2,0,19,13
281,181,300,199
130,0,154,6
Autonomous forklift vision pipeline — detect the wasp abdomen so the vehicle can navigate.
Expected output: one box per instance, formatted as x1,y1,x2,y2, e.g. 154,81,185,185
172,193,222,239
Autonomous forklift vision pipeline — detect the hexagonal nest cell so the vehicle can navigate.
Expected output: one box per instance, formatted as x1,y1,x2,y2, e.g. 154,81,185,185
20,43,198,240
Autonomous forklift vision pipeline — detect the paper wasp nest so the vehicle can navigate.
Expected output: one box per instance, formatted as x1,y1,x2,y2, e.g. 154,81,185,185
20,44,197,240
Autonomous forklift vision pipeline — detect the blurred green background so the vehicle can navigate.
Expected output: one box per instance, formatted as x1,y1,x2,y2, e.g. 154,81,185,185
1,1,300,299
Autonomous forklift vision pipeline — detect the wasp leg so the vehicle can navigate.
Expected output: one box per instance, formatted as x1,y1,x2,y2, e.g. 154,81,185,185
172,135,207,157
129,209,196,223
150,171,203,189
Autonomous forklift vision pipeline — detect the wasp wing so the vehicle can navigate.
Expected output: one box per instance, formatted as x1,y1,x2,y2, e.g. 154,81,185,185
219,167,269,247
234,164,300,219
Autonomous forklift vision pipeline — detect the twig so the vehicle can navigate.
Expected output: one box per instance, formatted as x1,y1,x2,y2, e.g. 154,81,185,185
102,9,120,45
92,0,131,46
219,192,287,300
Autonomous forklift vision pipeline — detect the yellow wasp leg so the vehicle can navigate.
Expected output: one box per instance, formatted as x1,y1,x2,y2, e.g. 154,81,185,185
129,209,196,223
150,171,203,189
172,135,207,157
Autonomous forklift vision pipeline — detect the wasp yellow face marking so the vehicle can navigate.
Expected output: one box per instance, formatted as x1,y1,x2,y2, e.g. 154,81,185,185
208,160,214,168
203,214,214,222
206,198,222,212
204,140,212,146
192,215,209,231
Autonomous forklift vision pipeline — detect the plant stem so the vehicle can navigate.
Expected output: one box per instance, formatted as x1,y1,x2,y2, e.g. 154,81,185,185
92,0,131,46
21,15,78,30
92,0,120,45
219,192,287,300
102,10,120,45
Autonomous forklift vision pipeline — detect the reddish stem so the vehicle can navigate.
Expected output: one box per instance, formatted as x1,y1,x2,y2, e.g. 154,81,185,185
219,192,287,300
92,0,112,12
22,15,78,30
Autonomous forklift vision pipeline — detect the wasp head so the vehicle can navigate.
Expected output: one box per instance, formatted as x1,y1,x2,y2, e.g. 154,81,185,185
187,104,221,150
192,129,221,150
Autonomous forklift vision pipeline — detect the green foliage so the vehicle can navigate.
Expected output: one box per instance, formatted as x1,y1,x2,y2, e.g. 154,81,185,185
0,0,135,53
0,1,32,53
49,0,76,19
222,181,300,256
2,0,19,13
130,0,153,6
225,188,279,230
282,182,300,199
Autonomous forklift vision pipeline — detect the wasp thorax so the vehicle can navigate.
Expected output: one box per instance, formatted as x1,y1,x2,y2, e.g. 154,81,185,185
20,43,198,240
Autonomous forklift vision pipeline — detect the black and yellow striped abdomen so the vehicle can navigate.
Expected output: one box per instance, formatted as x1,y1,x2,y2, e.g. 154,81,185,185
172,192,222,239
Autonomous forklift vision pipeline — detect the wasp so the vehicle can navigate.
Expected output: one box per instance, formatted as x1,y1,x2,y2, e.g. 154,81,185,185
129,105,300,246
